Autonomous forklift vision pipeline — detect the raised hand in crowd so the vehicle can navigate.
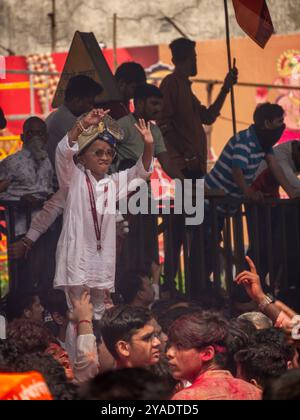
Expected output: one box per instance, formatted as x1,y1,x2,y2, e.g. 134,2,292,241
135,118,154,146
235,257,298,331
68,290,94,335
135,118,154,172
235,256,265,303
68,108,110,145
80,108,111,129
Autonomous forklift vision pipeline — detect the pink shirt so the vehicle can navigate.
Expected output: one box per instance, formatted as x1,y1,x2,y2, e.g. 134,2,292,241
172,370,262,401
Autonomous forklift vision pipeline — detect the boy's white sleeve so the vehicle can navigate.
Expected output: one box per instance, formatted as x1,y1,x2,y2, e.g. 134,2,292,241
111,156,154,201
73,334,100,384
26,188,66,243
55,134,79,189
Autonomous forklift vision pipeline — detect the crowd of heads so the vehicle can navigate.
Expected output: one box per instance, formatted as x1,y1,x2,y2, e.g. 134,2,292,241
1,279,300,400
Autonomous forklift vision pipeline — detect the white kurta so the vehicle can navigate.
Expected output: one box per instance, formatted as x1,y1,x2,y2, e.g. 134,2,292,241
54,135,153,291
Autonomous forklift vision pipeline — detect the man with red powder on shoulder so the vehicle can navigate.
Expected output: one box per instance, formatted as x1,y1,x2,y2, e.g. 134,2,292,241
167,311,261,400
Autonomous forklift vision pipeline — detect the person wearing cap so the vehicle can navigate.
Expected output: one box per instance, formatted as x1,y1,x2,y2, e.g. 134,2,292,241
53,109,154,359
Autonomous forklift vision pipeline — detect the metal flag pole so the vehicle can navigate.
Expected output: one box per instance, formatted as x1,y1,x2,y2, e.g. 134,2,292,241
224,0,237,136
113,14,118,72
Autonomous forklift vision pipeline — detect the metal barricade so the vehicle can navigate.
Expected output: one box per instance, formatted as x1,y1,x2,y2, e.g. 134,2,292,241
1,196,300,300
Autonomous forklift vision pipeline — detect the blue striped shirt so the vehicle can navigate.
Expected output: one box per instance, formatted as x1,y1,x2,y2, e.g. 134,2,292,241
205,125,273,198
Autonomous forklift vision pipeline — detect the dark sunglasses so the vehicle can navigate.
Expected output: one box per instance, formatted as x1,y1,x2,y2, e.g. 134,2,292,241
90,148,116,159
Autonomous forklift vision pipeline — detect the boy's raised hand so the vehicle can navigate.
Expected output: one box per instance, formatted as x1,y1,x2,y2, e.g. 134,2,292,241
82,108,110,128
68,289,94,323
135,119,154,145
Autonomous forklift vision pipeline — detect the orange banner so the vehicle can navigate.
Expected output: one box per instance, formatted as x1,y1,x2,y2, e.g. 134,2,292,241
0,372,53,400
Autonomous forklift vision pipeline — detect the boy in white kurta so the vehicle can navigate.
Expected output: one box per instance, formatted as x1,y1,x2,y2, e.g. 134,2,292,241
53,110,154,360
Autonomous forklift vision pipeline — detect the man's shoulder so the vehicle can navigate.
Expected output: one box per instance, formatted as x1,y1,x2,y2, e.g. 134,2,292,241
150,121,162,133
150,122,164,140
274,141,293,157
234,126,257,145
172,375,261,401
162,72,176,81
117,114,132,125
117,114,136,138
171,386,196,401
228,376,262,398
46,105,75,127
160,73,179,88
46,107,61,123
237,126,253,139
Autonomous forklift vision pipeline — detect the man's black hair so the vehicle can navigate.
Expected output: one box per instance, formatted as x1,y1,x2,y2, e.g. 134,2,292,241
263,369,300,400
7,319,54,354
252,328,295,364
226,318,255,375
13,352,78,400
168,310,229,369
100,305,153,359
80,367,172,400
118,270,149,305
42,289,68,317
23,116,46,133
236,345,287,389
0,339,19,371
115,62,146,84
133,83,162,108
64,75,103,102
157,306,199,335
3,291,38,322
169,38,196,64
253,103,284,128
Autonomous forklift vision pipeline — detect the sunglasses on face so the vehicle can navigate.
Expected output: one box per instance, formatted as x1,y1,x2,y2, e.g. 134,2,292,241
90,148,116,159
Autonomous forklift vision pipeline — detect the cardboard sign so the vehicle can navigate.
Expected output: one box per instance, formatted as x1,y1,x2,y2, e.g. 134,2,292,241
52,31,122,108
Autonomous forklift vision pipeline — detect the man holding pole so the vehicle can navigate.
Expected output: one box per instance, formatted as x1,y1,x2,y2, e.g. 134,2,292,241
158,37,238,178
158,37,238,295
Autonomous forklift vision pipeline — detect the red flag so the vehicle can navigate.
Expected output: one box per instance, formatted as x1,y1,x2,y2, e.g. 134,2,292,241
232,0,274,48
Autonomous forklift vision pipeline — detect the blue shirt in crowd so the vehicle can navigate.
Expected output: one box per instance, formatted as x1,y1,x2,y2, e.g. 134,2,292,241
205,125,273,198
